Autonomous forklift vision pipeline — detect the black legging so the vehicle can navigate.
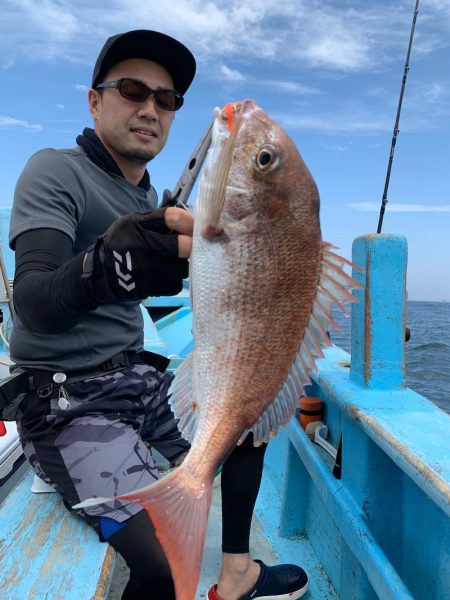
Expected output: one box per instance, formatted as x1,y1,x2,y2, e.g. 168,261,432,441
110,509,175,599
221,434,267,553
108,436,268,599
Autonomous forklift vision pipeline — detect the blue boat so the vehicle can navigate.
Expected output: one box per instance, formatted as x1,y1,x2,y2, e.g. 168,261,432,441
0,204,448,599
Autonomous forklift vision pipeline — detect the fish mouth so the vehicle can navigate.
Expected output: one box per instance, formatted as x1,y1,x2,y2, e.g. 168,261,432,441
219,99,257,121
216,99,258,134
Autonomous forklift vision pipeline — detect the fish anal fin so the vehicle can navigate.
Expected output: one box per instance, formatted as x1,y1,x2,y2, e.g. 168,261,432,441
246,371,305,446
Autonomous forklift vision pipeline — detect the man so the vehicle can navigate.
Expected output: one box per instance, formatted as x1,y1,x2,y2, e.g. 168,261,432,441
9,29,308,599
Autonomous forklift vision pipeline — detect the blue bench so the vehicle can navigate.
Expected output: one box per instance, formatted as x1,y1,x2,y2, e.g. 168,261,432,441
0,469,115,599
0,303,170,599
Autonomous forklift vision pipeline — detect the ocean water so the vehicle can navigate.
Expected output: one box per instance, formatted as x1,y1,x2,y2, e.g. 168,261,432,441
329,300,450,414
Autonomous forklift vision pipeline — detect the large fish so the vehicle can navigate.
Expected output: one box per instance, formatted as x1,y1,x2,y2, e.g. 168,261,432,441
76,100,361,599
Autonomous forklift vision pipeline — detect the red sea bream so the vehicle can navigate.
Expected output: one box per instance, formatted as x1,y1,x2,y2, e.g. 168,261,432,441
75,100,361,599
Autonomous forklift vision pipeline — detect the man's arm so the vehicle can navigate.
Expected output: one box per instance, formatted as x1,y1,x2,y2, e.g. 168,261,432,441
13,207,194,335
13,228,106,334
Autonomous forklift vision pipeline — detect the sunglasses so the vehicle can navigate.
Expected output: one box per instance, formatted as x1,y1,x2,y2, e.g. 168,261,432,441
96,78,184,111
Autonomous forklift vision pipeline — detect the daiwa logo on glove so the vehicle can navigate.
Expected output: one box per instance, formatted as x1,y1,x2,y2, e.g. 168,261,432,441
92,209,189,301
113,250,136,292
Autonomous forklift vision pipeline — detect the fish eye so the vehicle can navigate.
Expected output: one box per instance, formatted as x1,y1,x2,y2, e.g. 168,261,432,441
254,144,280,173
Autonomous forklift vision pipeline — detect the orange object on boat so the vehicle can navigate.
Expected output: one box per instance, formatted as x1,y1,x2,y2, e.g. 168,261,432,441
298,397,324,430
0,420,6,436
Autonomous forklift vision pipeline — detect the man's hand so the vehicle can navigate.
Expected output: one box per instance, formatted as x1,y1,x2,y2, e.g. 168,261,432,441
87,207,194,301
163,206,194,258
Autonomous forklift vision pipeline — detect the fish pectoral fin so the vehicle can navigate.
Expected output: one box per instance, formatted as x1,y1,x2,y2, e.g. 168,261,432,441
246,243,362,446
201,222,225,239
169,354,199,443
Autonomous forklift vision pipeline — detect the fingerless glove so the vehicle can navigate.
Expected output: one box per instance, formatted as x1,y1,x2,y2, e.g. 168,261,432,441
84,207,189,301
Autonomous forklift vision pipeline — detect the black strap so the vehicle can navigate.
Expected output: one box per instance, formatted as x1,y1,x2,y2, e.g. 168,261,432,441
93,350,169,374
0,372,30,411
140,350,170,373
31,350,170,385
0,350,170,410
95,350,169,373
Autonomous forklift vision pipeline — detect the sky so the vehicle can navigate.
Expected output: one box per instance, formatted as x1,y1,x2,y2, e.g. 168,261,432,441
1,0,449,301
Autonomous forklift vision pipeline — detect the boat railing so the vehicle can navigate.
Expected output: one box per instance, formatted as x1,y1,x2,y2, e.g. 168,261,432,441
256,234,450,599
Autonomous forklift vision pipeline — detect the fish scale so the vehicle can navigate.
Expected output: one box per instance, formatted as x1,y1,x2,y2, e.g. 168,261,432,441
74,99,362,599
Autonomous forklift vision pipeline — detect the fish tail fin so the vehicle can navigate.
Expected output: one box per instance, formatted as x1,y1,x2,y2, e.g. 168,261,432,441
122,468,213,600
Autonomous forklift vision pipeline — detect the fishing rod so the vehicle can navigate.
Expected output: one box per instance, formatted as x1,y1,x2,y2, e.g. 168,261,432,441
376,0,420,234
331,2,420,474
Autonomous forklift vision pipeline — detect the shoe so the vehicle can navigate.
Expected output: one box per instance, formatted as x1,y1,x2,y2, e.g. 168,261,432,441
207,559,309,599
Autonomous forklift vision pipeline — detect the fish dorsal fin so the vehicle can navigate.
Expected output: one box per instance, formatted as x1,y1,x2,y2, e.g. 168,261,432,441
168,353,199,443
240,242,362,446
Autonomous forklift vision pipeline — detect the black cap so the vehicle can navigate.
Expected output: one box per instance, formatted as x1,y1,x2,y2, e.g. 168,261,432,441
92,29,196,95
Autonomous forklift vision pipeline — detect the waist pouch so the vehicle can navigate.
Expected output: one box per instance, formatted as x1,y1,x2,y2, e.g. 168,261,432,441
0,350,170,421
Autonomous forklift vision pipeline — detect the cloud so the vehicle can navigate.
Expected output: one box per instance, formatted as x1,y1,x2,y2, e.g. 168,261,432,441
349,202,450,213
423,82,449,103
259,80,321,95
323,143,348,152
424,0,450,18
220,64,245,82
216,70,320,95
1,0,79,66
0,116,42,131
1,1,449,139
56,104,64,110
2,0,448,74
273,109,391,134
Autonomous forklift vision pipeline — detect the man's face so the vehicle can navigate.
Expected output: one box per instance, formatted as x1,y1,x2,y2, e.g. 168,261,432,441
89,58,176,166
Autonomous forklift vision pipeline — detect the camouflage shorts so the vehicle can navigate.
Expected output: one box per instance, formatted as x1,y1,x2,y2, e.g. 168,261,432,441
16,363,190,527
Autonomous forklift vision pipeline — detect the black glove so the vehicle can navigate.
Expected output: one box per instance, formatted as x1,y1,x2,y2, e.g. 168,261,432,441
84,207,189,302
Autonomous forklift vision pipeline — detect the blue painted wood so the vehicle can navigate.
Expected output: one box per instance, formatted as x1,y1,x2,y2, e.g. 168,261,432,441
255,433,339,600
257,234,449,599
285,419,414,600
307,346,450,598
316,344,450,519
0,469,114,599
155,306,194,359
278,438,309,537
141,304,168,356
351,234,407,389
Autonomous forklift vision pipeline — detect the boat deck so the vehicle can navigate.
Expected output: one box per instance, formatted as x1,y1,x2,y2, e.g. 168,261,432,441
107,480,277,599
107,447,338,599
